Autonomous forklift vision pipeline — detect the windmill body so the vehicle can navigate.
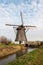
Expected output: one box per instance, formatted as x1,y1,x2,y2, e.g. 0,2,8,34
15,25,27,42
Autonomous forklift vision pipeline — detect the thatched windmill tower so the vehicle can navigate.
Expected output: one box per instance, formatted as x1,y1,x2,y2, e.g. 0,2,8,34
6,12,36,44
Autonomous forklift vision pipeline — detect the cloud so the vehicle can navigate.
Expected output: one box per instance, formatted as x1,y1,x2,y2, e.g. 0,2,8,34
0,0,43,40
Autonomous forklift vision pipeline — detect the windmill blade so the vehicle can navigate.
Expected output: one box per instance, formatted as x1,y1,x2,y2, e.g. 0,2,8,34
6,24,20,26
13,26,17,28
13,27,17,34
20,11,24,25
25,25,36,33
24,25,36,27
25,28,29,33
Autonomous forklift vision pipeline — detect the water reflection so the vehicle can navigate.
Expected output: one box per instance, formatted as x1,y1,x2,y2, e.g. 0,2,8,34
0,54,16,65
16,49,27,57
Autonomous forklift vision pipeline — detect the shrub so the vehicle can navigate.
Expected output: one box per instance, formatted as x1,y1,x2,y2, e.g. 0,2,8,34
0,36,11,45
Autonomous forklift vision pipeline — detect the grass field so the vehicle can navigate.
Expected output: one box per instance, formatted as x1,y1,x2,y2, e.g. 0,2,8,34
6,46,43,65
0,43,19,48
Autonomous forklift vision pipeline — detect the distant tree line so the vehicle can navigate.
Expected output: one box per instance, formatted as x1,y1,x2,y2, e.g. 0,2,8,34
0,36,11,45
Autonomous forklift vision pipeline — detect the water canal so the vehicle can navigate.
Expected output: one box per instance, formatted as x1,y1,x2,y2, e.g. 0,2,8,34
0,48,35,65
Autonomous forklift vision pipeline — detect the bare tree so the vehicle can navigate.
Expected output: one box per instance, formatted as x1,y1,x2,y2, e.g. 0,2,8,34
0,36,11,45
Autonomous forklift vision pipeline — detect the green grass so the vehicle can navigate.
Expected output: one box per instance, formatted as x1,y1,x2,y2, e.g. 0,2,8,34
0,43,17,48
0,43,8,48
6,46,43,65
0,43,20,48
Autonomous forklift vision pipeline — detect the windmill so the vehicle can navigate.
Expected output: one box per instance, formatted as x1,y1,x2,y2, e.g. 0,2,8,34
6,12,36,44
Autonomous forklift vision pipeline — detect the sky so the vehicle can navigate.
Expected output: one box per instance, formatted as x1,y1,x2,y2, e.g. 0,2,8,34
0,0,43,41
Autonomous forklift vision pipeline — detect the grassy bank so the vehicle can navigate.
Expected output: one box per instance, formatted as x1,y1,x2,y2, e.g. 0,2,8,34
0,43,27,58
6,46,43,65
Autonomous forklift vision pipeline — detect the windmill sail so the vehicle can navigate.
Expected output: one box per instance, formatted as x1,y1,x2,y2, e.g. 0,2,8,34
20,11,24,25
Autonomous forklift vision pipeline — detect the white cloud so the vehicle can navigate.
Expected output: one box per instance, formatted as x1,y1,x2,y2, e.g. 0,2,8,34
0,0,43,41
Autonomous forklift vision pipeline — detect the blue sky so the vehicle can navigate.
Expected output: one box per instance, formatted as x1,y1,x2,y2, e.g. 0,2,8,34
0,0,43,41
